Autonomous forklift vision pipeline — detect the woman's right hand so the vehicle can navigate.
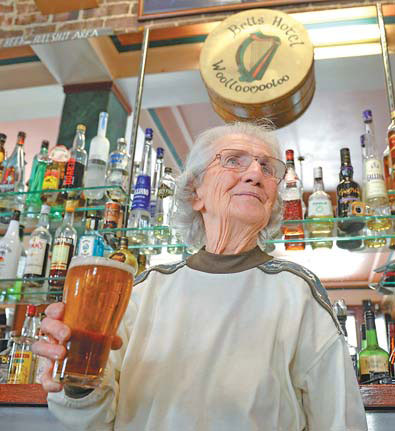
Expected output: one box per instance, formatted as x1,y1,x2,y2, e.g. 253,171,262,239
32,302,124,393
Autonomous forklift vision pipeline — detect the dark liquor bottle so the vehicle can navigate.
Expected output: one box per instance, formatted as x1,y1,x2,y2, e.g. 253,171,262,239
359,309,390,384
281,149,305,250
336,148,364,250
388,321,395,378
62,124,87,201
48,201,77,289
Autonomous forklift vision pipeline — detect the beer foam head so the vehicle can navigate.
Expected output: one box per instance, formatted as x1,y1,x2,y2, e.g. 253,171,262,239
69,256,136,276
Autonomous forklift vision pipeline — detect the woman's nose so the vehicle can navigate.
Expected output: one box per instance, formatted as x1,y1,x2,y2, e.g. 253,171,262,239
241,159,265,186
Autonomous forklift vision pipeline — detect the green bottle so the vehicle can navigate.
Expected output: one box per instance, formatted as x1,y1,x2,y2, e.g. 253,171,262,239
359,310,390,384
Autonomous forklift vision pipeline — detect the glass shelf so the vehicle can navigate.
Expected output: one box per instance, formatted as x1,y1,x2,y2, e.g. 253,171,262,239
0,185,127,198
265,234,395,245
282,215,395,224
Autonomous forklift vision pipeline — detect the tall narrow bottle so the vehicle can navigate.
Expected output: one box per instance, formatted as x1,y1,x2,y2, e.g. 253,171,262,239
0,132,26,215
281,149,305,250
84,112,110,200
0,133,6,182
48,201,77,290
25,140,49,228
307,167,333,249
389,321,395,378
105,137,130,202
336,148,364,250
7,304,39,384
0,210,22,283
127,128,153,244
362,109,391,248
62,124,88,201
6,225,26,302
77,213,104,257
23,204,52,287
359,309,390,384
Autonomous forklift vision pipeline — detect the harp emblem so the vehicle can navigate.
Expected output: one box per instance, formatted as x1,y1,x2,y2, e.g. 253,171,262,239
236,32,281,83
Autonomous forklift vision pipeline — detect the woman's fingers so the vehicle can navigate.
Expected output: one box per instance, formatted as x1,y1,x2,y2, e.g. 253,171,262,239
111,335,123,350
45,302,65,320
32,339,67,361
40,317,70,343
39,361,63,393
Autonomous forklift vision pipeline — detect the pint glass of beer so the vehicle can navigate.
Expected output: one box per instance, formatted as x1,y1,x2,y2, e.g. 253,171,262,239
53,256,135,388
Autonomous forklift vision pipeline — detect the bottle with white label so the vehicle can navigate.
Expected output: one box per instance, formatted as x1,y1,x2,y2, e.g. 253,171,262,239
84,112,110,200
307,167,334,249
0,210,22,284
362,109,392,247
77,213,104,257
23,204,52,287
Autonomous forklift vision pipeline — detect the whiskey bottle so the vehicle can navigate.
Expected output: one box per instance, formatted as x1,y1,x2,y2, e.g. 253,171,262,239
281,149,305,250
359,309,390,384
336,148,364,250
307,167,333,249
108,236,138,274
362,109,391,248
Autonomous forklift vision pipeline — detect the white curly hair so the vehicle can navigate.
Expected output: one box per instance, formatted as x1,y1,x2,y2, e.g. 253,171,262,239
172,121,283,251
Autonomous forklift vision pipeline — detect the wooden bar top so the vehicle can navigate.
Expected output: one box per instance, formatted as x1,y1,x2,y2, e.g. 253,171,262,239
359,385,395,409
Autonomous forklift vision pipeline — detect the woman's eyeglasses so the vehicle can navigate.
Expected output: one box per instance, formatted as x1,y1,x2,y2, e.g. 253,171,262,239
213,149,286,184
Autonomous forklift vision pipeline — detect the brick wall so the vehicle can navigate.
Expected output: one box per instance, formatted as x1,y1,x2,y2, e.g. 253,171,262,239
0,0,371,47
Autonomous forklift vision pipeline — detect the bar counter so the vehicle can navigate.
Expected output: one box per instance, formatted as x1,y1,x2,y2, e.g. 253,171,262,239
1,384,395,430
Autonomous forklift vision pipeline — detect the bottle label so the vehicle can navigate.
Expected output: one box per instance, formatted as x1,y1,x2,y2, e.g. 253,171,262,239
78,236,103,257
109,153,125,169
50,237,74,271
158,183,174,199
1,167,15,185
24,237,48,276
7,350,33,384
365,158,387,199
360,355,389,374
63,158,85,188
131,175,151,211
308,200,332,217
42,169,60,190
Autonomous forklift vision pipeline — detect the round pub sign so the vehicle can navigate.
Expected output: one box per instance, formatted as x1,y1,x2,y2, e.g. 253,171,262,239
200,9,315,128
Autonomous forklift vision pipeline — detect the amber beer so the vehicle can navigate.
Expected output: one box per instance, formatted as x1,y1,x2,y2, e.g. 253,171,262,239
53,256,134,388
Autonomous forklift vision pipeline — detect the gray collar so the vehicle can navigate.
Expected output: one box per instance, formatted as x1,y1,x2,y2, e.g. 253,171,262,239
186,246,273,274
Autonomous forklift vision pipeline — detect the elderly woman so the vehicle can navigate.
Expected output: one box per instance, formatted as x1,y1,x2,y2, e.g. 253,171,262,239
34,122,367,430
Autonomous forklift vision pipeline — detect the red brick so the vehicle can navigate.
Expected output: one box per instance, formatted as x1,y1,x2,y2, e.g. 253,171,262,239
16,3,38,14
0,30,23,38
27,24,57,35
14,13,49,26
83,3,130,19
57,19,105,31
52,10,80,22
0,15,13,26
104,16,135,30
0,4,13,12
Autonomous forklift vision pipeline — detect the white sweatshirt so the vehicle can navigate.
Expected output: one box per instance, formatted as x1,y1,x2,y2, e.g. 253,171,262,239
48,247,368,431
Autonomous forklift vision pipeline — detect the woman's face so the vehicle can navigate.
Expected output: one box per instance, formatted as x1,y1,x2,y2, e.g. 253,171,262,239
193,133,279,230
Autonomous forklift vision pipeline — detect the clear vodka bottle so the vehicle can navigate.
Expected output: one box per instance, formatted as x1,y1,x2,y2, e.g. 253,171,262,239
84,112,110,200
105,137,130,202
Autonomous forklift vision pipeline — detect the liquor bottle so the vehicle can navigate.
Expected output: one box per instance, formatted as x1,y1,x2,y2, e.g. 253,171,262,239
306,167,334,249
155,167,176,240
6,225,26,303
137,253,147,276
362,109,392,248
387,110,395,207
281,149,305,250
77,213,104,257
62,124,88,201
336,148,364,250
41,142,70,206
389,321,395,377
108,236,138,274
359,309,390,384
23,204,52,287
25,140,49,229
105,137,130,202
127,128,153,244
333,299,358,375
0,132,26,217
48,201,77,289
361,323,367,350
0,133,6,182
7,304,39,384
84,112,110,200
0,210,22,283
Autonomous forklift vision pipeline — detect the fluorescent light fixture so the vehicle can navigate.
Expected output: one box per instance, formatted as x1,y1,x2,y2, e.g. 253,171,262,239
314,43,381,60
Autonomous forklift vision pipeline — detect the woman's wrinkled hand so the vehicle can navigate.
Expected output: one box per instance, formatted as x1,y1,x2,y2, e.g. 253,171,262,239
32,302,123,393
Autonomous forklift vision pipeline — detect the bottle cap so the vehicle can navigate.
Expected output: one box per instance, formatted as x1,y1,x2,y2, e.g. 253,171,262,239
313,166,322,180
285,149,294,161
145,128,153,140
362,109,372,123
0,133,6,143
41,140,49,149
17,131,26,142
156,147,164,158
117,137,126,145
76,124,86,133
340,148,351,164
26,305,37,317
41,204,51,215
164,167,172,174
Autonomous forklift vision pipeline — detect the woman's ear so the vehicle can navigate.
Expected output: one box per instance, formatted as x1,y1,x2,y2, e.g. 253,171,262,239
191,188,204,211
